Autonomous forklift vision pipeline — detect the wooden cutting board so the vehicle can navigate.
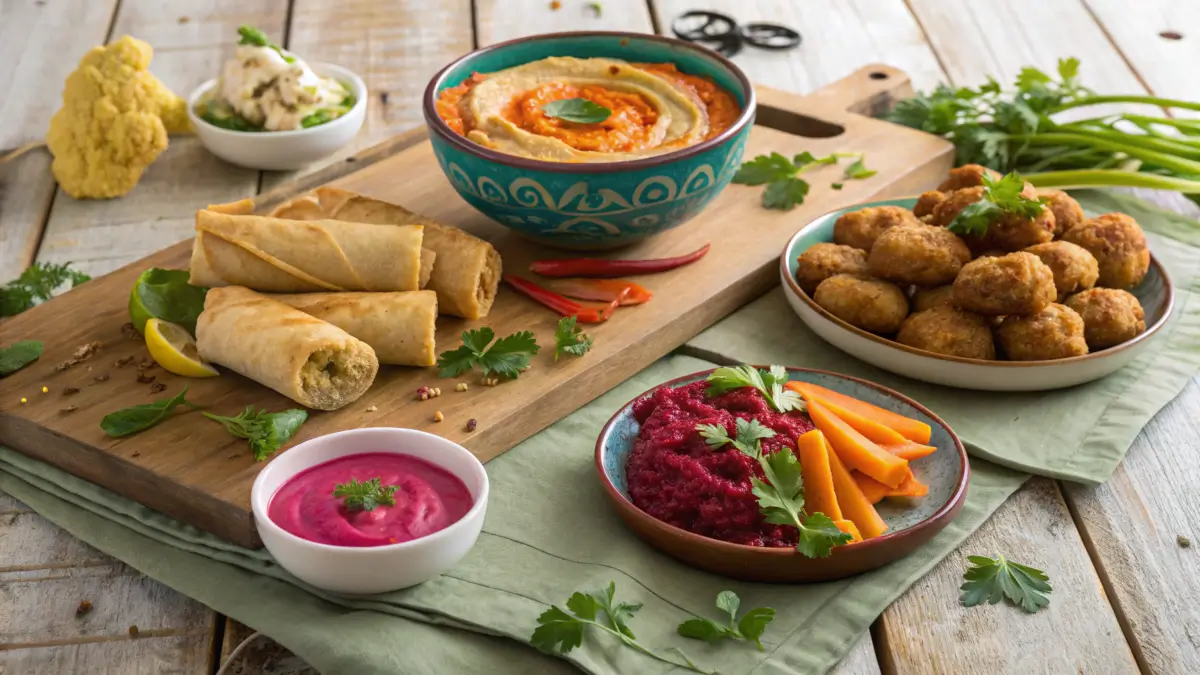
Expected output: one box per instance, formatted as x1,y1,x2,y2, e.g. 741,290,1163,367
0,65,952,548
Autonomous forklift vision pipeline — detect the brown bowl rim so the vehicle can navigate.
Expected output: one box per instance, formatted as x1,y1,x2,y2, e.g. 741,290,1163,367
780,198,1176,368
421,30,757,174
593,366,971,561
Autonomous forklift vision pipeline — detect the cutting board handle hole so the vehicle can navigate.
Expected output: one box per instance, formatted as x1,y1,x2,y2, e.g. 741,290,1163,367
755,105,844,138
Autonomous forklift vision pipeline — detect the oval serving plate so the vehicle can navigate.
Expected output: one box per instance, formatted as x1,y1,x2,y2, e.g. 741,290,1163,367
780,197,1175,392
595,367,969,583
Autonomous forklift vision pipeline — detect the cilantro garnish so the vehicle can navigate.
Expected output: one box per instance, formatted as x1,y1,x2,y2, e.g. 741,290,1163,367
0,262,90,317
676,590,776,650
704,364,803,413
946,171,1046,236
553,316,593,361
436,327,540,380
844,155,877,180
732,152,872,210
332,477,399,512
960,555,1052,613
203,406,308,461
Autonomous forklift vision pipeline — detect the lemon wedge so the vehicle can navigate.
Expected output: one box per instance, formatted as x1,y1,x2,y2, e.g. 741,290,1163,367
144,319,219,378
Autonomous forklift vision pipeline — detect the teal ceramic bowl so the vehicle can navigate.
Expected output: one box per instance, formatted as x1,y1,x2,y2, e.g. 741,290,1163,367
594,366,969,583
423,32,756,249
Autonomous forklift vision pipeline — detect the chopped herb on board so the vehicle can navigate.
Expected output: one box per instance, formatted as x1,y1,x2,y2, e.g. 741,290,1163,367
541,98,612,124
100,388,198,437
733,152,869,210
332,477,399,512
436,328,540,380
960,554,1052,613
676,590,776,650
0,340,45,376
844,155,877,180
203,406,308,461
553,316,593,360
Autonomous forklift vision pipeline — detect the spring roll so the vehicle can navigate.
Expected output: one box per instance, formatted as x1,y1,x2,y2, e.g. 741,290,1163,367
273,291,438,367
272,187,502,319
196,286,379,411
188,209,426,292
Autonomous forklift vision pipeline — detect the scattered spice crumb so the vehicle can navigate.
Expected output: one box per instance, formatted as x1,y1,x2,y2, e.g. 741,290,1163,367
131,452,141,458
366,404,378,412
549,0,561,9
137,373,156,384
415,385,442,401
433,411,444,422
483,377,499,386
60,405,78,414
455,382,469,392
380,91,389,104
466,418,477,432
121,323,140,340
149,382,166,394
92,374,110,383
62,387,80,396
20,397,27,404
135,357,156,372
128,625,139,638
57,342,103,371
114,356,135,368
41,386,49,394
1179,535,1192,548
75,600,93,617
178,15,190,23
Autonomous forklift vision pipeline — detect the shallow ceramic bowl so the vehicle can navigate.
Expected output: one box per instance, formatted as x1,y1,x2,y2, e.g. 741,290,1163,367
422,31,756,250
781,197,1175,391
595,367,968,583
188,63,367,171
251,428,489,595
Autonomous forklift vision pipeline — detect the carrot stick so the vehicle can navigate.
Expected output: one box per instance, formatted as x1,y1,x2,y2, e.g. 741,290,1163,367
825,436,889,539
800,395,908,445
787,381,932,444
809,400,910,488
886,471,930,498
883,441,938,461
853,472,890,505
834,519,863,543
796,430,842,520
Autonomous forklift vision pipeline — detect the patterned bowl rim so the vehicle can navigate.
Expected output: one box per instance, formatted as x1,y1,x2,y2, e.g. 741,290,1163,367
422,31,757,174
781,197,1177,368
593,366,970,558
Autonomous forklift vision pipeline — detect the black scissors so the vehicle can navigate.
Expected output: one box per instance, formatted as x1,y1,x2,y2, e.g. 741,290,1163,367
671,10,801,58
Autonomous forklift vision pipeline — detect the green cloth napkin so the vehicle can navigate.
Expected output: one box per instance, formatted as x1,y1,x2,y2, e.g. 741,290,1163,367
685,191,1200,483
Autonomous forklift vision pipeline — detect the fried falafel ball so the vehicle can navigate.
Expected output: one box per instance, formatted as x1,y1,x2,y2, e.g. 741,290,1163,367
952,251,1057,316
833,206,921,252
1025,240,1100,301
1061,213,1150,289
1064,288,1146,350
914,190,947,218
813,274,909,334
867,224,971,287
1038,189,1085,237
794,243,870,294
997,303,1088,361
897,306,997,359
937,164,1001,192
911,285,956,312
930,184,1055,251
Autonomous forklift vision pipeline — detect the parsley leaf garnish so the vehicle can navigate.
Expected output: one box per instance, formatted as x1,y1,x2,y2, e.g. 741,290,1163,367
947,171,1046,236
677,590,776,650
436,328,540,380
541,98,612,124
844,155,877,180
100,388,198,437
553,316,593,360
960,555,1052,613
733,152,871,210
704,364,804,413
332,477,399,512
202,406,308,461
0,340,44,376
0,262,90,317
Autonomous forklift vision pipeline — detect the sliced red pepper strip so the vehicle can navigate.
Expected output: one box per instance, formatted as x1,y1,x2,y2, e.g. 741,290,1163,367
548,278,653,306
503,274,622,323
529,243,711,278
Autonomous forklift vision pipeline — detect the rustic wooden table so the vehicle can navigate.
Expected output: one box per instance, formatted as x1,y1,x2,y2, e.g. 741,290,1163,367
2,1,1197,673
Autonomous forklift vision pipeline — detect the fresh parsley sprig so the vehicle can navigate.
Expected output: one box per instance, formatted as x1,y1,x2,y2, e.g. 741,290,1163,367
0,340,44,376
1,262,90,317
698,419,852,558
203,406,308,461
960,555,1052,613
436,328,540,380
553,316,593,361
733,152,875,210
541,98,612,124
947,171,1047,236
677,590,776,650
332,477,399,512
101,388,198,437
531,582,710,673
705,364,803,413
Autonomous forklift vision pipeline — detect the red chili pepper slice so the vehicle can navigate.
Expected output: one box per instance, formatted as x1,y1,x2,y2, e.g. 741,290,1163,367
528,243,711,278
503,274,623,323
548,278,653,306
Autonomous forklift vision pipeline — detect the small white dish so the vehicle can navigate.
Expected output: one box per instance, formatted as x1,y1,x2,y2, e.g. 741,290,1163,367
780,197,1175,392
251,427,489,595
186,63,366,171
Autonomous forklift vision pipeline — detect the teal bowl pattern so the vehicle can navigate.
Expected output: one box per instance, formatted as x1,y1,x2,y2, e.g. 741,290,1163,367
423,32,756,249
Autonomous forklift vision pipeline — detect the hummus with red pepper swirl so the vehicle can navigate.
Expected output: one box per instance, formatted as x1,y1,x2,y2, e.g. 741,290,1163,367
436,56,741,162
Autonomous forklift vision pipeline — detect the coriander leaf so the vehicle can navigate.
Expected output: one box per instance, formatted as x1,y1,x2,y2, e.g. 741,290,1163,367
479,330,539,379
831,182,844,190
203,406,308,461
100,388,195,437
794,512,851,558
677,590,776,651
332,477,400,512
705,364,798,413
531,605,586,654
608,600,643,640
565,591,599,621
715,590,740,622
0,262,90,317
435,344,479,378
542,98,612,124
737,607,776,647
771,383,805,413
766,364,788,384
732,152,796,186
946,200,999,236
554,316,593,360
947,171,1044,236
960,554,1052,613
463,327,496,354
844,156,877,180
696,423,732,449
734,418,776,447
0,340,44,376
762,179,810,210
676,618,730,644
706,365,767,398
1058,57,1080,83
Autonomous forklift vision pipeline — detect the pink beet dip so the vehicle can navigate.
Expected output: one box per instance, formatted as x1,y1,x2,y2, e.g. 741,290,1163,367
268,452,473,547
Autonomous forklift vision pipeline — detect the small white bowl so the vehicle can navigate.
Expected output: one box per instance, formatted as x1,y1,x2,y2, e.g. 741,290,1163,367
187,62,367,171
251,427,489,595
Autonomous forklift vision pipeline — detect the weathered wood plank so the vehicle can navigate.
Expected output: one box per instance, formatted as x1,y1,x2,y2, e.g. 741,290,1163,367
217,619,316,675
476,0,652,45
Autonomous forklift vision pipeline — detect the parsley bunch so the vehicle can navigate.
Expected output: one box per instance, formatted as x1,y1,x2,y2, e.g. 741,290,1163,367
705,364,803,413
1,262,90,317
960,555,1052,613
676,590,776,650
946,171,1046,236
332,477,399,512
437,328,540,380
732,152,875,210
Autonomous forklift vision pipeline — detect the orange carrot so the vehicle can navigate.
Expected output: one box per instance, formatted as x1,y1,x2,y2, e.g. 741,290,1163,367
825,436,889,539
796,430,842,520
883,441,937,461
803,395,908,445
787,381,932,444
834,519,863,543
886,471,930,498
808,400,910,488
853,472,890,505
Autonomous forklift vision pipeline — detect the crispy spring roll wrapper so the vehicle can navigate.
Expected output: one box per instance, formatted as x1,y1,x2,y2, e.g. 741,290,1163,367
272,187,502,319
188,209,427,292
273,291,438,367
196,287,379,410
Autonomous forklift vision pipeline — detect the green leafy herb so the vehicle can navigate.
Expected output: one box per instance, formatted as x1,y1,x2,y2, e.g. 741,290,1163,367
199,101,262,132
237,25,294,63
733,152,868,210
531,582,709,673
831,182,844,190
100,388,197,437
946,171,1046,236
553,316,593,360
332,477,400,512
132,268,209,333
960,555,1052,613
202,406,308,461
0,262,90,317
0,340,44,376
586,1,603,16
844,155,877,180
676,590,776,650
704,364,803,413
300,109,336,128
541,98,612,124
436,327,540,379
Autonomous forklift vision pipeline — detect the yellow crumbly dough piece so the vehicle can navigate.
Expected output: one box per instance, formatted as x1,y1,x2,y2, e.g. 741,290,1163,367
46,36,189,199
